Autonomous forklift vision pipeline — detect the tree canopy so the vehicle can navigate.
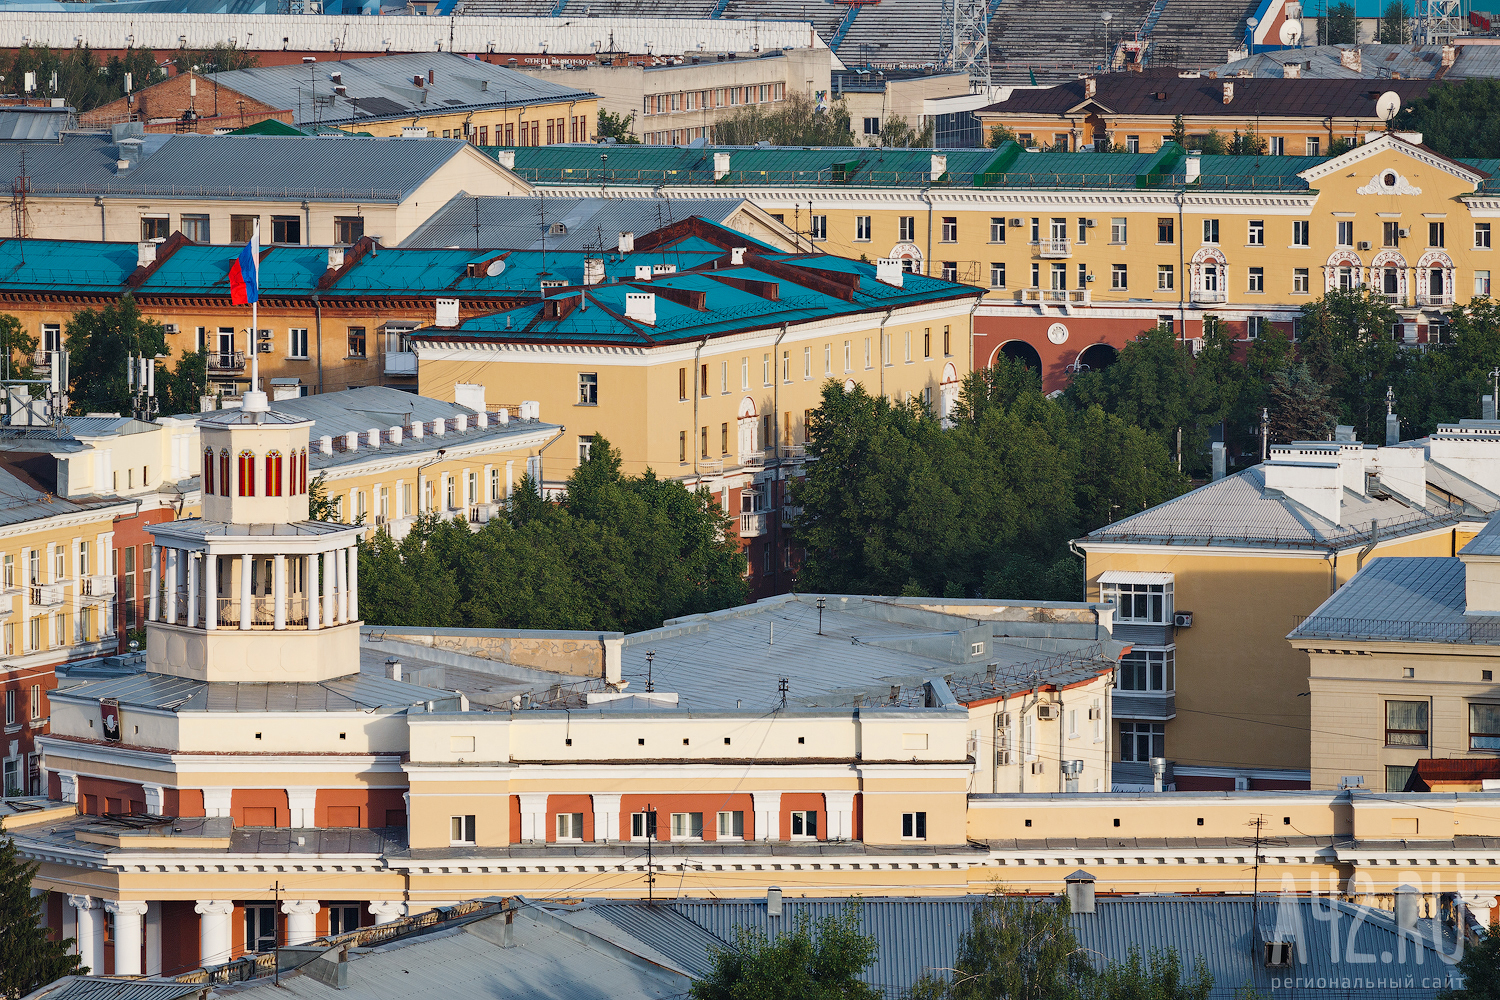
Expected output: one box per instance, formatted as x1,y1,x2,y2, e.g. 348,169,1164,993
712,92,855,147
690,901,880,1000
1324,1,1359,43
358,436,748,632
1394,79,1500,159
1440,923,1500,1000
63,294,205,417
0,837,84,997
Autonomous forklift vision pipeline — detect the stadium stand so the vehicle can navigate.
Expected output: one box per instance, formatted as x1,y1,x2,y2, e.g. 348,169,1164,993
454,0,551,13
551,0,721,15
1145,0,1260,67
987,0,1157,83
837,0,947,67
718,0,849,38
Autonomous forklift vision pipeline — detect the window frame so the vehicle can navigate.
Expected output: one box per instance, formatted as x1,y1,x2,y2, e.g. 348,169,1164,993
1385,699,1430,748
789,809,819,840
450,814,476,845
555,811,585,841
578,371,598,406
1101,580,1173,623
901,811,927,840
1470,703,1500,750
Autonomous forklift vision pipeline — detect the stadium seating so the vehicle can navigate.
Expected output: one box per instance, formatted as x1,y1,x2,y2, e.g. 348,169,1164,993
837,0,947,67
1145,0,1260,67
718,0,849,38
987,0,1157,83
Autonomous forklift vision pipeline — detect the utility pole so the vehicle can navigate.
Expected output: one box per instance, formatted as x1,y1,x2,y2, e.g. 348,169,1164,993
644,803,657,902
645,650,655,693
273,880,281,985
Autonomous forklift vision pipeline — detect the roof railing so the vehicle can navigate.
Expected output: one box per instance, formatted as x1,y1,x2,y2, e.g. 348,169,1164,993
1291,614,1500,644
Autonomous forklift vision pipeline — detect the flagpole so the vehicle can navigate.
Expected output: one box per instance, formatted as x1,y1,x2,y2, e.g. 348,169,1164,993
250,218,259,395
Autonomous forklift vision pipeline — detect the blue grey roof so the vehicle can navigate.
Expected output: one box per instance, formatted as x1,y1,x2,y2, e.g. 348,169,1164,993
1288,556,1500,644
1,132,480,202
209,51,592,127
401,194,760,250
1213,42,1500,80
1462,515,1500,557
0,106,73,140
51,666,456,712
0,465,130,527
26,979,209,1000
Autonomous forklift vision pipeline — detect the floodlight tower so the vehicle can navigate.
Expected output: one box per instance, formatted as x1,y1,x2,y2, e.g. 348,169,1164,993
943,0,992,90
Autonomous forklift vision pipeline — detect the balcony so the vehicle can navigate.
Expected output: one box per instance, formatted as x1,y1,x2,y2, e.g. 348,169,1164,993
1192,289,1227,305
780,505,802,526
376,514,420,543
1016,289,1090,313
1034,238,1071,259
384,351,417,377
27,584,64,608
782,445,806,464
80,575,114,599
697,459,724,477
30,350,50,373
740,451,768,469
467,503,501,525
1112,690,1176,721
739,511,768,537
208,351,247,373
216,596,310,629
1418,291,1452,307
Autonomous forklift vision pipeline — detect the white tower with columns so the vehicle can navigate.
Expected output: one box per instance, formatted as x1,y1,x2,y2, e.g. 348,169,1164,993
144,392,366,682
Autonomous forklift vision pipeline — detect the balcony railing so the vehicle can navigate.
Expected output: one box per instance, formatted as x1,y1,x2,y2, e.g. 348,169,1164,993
1192,289,1227,304
30,350,50,372
27,584,64,608
782,445,806,464
741,451,767,469
80,575,113,598
384,351,417,376
1035,238,1071,258
697,459,724,476
215,596,311,628
780,505,802,526
1418,291,1452,307
208,351,246,373
1017,289,1090,307
468,503,501,524
740,511,768,536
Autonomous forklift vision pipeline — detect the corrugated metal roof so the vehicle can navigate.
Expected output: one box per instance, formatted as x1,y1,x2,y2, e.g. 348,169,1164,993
30,978,207,1000
0,106,72,140
982,76,1438,120
52,668,454,713
1214,42,1500,80
209,52,591,127
1292,556,1476,642
0,465,130,528
1462,515,1500,555
401,194,762,250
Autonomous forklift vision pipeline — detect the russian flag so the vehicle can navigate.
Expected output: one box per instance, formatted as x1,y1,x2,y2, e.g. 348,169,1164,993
228,223,259,305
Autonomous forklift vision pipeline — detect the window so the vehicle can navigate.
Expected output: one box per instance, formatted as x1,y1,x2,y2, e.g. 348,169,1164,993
335,217,365,244
1248,267,1265,292
289,328,308,359
203,448,215,494
855,215,871,241
899,216,915,242
1478,271,1492,297
1306,137,1320,155
555,812,585,840
1030,218,1040,243
823,345,831,375
942,261,958,282
1337,221,1354,247
1384,221,1401,247
1157,265,1174,291
1268,136,1285,155
804,347,812,378
238,451,256,497
782,350,791,382
790,810,818,838
52,545,63,583
1118,649,1174,691
1294,268,1310,293
1120,722,1165,762
1248,316,1266,339
4,689,12,725
1102,580,1172,623
1202,219,1219,244
1248,220,1264,246
450,814,476,844
717,810,744,837
1031,263,1040,288
1430,221,1446,247
844,341,852,371
1479,223,1493,249
1292,220,1309,247
230,215,257,243
863,116,880,135
1157,218,1174,244
1265,942,1293,968
1470,704,1500,750
1386,764,1416,792
720,422,729,454
1385,700,1429,747
219,450,230,497
721,361,729,393
140,216,169,241
669,812,703,839
181,215,210,242
1111,217,1127,244
678,431,686,463
941,217,958,242
631,811,657,839
577,372,597,405
40,324,60,353
990,218,1006,243
1111,264,1127,289
347,327,366,358
762,353,772,386
923,329,931,359
245,906,277,953
901,811,927,840
810,215,827,241
578,435,593,464
30,683,39,720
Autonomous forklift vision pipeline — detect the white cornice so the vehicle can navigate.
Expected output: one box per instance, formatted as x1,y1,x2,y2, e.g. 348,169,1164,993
0,502,135,540
39,736,406,774
1298,135,1484,187
317,428,560,482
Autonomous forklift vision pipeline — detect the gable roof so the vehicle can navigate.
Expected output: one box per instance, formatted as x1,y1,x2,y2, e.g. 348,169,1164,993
979,76,1438,120
1296,131,1489,187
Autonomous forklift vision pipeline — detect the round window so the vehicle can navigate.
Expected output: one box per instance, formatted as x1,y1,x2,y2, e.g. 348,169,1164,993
1384,172,1397,186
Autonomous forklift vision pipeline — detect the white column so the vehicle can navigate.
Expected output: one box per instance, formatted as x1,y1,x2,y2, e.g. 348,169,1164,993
307,553,319,631
164,548,178,625
273,554,286,630
105,900,148,975
201,787,232,818
417,475,427,513
752,790,782,842
286,787,317,828
336,547,349,624
517,792,548,843
186,551,198,628
145,900,162,975
195,900,234,967
281,900,320,946
58,771,77,804
322,552,336,626
30,887,45,930
142,784,164,816
147,545,160,622
239,553,253,630
347,544,358,620
67,895,103,974
367,901,407,925
592,793,622,843
204,552,217,631
823,790,857,842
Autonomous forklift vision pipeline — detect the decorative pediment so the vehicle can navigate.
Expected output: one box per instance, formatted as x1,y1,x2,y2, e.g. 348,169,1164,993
1357,169,1421,195
1297,133,1485,189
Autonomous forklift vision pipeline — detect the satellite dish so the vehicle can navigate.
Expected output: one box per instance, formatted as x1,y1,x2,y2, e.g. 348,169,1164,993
1279,20,1303,44
485,258,505,277
1376,90,1401,121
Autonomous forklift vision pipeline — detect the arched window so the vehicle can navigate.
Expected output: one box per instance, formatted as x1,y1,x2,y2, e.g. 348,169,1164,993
238,450,256,497
219,450,230,497
265,451,283,497
299,449,308,495
203,448,215,495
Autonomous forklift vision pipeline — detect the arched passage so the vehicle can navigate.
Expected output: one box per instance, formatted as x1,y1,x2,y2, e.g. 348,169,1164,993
994,340,1042,371
1075,343,1118,373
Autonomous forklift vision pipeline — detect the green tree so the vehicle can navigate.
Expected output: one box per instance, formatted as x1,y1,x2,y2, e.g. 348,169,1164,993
874,114,934,148
1379,0,1410,43
0,314,38,381
171,43,258,75
1090,948,1215,1000
63,294,172,416
1327,135,1359,156
1324,1,1359,43
910,891,1090,1000
1267,362,1337,444
987,124,1019,148
691,900,880,1000
1440,924,1500,1000
1169,115,1188,148
1394,80,1500,158
1194,129,1227,155
594,108,642,144
0,837,85,996
712,92,855,147
1295,286,1405,442
1230,129,1267,155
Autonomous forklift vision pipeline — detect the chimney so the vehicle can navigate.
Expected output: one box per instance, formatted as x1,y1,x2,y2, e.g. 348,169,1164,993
766,887,783,917
1185,150,1201,183
454,382,486,411
199,394,217,413
334,85,347,96
876,258,905,287
1442,44,1456,69
409,421,424,440
365,428,380,449
625,291,656,324
1283,60,1301,79
1064,871,1096,914
345,431,360,453
1395,885,1420,930
436,297,460,328
1151,756,1169,792
318,434,333,453
327,246,345,270
1211,441,1226,481
731,247,747,265
385,658,402,681
414,74,424,87
495,149,516,169
137,241,158,268
389,425,403,445
1222,81,1234,104
331,70,342,84
1084,76,1096,99
930,153,947,181
584,257,605,285
1339,47,1361,72
427,68,434,85
713,151,731,180
1486,395,1497,421
618,231,635,252
634,264,653,280
1387,411,1400,446
430,418,446,437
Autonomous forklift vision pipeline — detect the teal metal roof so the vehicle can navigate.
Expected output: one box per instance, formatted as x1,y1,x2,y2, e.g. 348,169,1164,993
487,142,1320,192
0,239,140,292
415,253,979,348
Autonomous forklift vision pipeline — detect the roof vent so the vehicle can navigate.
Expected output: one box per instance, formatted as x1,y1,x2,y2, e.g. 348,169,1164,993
1084,76,1096,99
436,297,460,328
327,246,345,271
618,231,635,253
584,257,605,285
495,149,516,169
330,70,342,84
1185,150,1201,184
414,74,425,87
625,292,656,325
731,247,746,265
876,258,904,288
1064,870,1096,914
1222,81,1234,104
634,264,652,280
930,153,947,181
137,241,158,268
334,85,347,96
713,152,731,180
766,886,783,917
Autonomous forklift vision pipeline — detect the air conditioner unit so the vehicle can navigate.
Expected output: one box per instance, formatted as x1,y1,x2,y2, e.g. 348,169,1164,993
1085,273,1096,282
1358,240,1373,251
1036,703,1057,721
1399,227,1411,238
1174,611,1193,627
1088,706,1102,720
996,750,1012,766
256,329,273,340
1085,218,1097,227
1030,760,1045,774
257,343,273,353
1009,218,1023,227
164,323,178,334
